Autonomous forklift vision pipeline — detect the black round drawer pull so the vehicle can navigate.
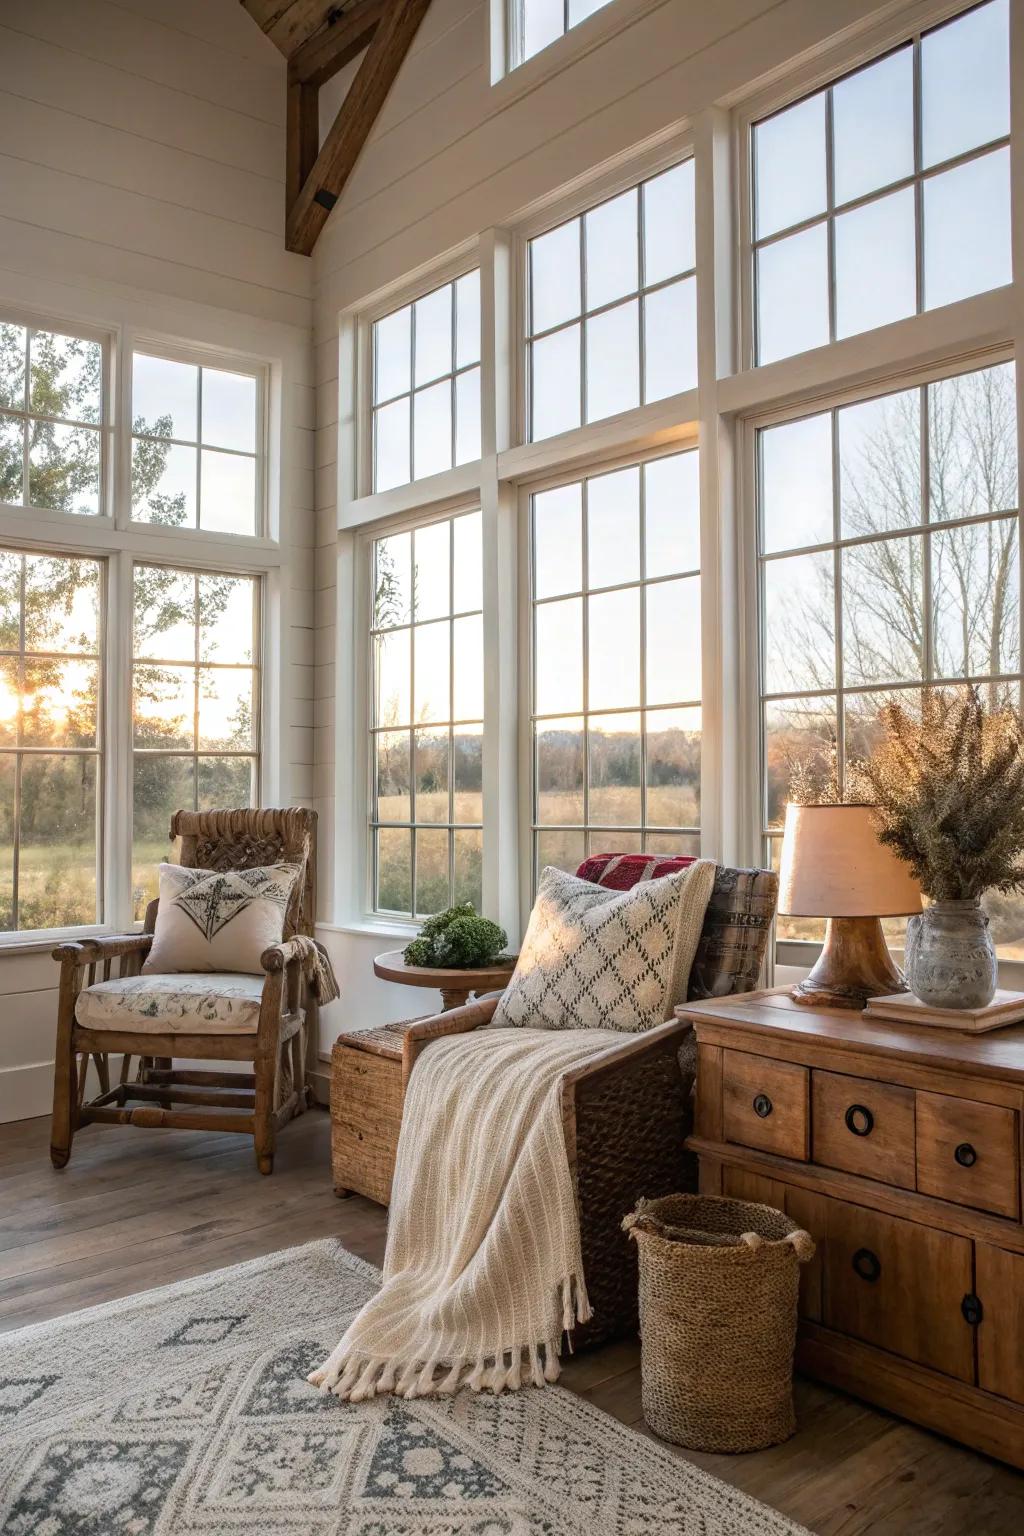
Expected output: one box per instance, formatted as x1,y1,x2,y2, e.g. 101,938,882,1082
752,1093,773,1119
954,1142,977,1168
845,1103,874,1137
961,1293,983,1326
852,1247,881,1283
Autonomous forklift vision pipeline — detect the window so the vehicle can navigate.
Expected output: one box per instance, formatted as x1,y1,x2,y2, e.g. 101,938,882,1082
372,273,481,493
752,0,1010,364
370,510,483,916
0,549,103,932
131,352,260,535
0,323,104,516
758,358,1021,953
526,161,696,440
131,565,260,918
511,0,615,67
529,450,701,880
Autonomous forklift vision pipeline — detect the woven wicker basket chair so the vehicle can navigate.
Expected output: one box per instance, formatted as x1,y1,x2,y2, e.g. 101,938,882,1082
50,807,317,1176
339,863,777,1348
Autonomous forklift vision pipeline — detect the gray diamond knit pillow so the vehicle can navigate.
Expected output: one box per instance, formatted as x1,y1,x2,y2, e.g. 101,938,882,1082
493,859,716,1033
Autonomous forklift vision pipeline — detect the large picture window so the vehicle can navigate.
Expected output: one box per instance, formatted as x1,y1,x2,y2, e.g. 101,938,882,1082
758,358,1021,953
752,0,1010,364
0,323,104,517
131,352,260,535
529,450,701,881
526,161,696,441
131,564,260,918
370,510,483,916
372,274,481,493
0,549,103,932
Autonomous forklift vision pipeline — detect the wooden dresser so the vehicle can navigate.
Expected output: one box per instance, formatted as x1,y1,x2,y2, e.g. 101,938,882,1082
682,987,1024,1469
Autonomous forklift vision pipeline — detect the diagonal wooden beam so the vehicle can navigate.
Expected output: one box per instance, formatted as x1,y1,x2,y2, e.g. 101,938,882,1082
285,0,432,257
290,0,386,89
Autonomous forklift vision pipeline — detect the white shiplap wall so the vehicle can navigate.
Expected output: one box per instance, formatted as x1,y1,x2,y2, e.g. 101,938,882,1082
308,0,932,1054
0,0,316,1120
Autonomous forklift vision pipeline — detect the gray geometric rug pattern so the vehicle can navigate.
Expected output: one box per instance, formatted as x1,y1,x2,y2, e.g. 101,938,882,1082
0,1239,809,1535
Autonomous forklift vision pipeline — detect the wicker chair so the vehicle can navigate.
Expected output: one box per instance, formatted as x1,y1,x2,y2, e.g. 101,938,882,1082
333,863,778,1346
50,808,317,1176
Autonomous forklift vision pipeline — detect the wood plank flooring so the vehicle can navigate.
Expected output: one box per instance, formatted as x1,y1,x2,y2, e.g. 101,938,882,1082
2,1109,1022,1534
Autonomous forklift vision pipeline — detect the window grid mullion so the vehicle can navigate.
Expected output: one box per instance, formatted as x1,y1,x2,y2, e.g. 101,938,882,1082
825,85,837,346
920,380,934,685
581,476,591,852
829,406,845,797
638,466,648,842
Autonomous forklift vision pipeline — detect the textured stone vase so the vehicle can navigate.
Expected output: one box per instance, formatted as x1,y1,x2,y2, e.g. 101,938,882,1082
904,899,998,1010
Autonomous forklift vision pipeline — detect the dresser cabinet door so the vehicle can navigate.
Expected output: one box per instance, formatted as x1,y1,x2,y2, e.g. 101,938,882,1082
916,1092,1020,1220
976,1243,1024,1404
811,1070,916,1189
722,1051,809,1159
823,1199,974,1381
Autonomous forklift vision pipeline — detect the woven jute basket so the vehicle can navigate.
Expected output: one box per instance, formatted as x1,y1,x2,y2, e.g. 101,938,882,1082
623,1193,815,1453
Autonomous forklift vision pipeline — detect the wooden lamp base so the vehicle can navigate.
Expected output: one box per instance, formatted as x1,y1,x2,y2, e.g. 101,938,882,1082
790,915,908,1011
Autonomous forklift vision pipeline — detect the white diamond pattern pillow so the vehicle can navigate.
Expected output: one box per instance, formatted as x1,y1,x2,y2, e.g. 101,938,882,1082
493,859,717,1033
142,862,301,976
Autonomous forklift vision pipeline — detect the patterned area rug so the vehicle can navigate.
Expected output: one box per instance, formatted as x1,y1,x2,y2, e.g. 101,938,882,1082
0,1240,808,1535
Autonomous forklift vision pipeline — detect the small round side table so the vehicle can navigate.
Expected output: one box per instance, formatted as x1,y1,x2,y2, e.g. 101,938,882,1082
372,949,517,1012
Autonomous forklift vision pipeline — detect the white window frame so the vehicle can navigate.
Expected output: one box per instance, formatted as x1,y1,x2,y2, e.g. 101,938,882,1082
736,0,1010,375
124,337,270,544
333,0,1024,994
517,438,702,920
346,249,485,514
493,0,666,86
0,312,283,950
747,343,1020,931
0,304,114,531
361,500,486,921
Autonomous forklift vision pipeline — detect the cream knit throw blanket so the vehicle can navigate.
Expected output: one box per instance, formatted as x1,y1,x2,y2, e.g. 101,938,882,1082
310,1026,624,1402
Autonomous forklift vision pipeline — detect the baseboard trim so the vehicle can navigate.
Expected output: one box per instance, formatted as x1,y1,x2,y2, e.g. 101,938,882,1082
308,1064,330,1108
0,1060,54,1123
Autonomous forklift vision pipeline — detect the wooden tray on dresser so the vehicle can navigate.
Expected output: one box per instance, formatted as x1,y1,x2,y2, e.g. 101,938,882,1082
681,986,1024,1470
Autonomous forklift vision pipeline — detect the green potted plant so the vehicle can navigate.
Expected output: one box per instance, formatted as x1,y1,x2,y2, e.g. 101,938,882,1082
859,688,1024,1009
403,903,509,970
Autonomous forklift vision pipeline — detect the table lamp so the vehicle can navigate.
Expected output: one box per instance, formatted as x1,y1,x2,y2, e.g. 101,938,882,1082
778,803,923,1010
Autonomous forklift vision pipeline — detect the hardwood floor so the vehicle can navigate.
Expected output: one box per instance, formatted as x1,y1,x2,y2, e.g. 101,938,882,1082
2,1109,1021,1534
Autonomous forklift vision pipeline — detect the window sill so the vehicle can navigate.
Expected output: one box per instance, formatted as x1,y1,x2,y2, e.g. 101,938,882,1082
317,917,420,944
0,925,113,958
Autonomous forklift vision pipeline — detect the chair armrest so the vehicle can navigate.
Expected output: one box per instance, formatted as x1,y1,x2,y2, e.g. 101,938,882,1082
259,937,305,973
402,995,500,1085
52,933,153,964
558,1016,692,1094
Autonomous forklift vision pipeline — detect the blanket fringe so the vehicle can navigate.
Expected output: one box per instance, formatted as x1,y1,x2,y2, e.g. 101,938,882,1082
307,1269,591,1402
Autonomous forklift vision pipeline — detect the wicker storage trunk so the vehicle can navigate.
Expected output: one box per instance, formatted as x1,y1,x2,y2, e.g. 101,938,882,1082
624,1194,814,1452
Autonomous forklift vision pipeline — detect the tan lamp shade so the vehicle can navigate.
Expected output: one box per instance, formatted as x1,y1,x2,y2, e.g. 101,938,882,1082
778,803,922,918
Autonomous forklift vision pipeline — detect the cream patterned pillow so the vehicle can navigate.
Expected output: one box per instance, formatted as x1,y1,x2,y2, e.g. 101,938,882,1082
493,860,716,1033
142,862,301,976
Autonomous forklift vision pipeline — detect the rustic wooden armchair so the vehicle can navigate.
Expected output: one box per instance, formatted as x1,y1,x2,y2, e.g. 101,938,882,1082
333,863,778,1346
51,807,318,1176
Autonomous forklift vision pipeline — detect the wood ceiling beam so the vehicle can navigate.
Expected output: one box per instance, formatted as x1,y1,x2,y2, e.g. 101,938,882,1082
290,0,386,89
285,0,432,257
240,0,338,57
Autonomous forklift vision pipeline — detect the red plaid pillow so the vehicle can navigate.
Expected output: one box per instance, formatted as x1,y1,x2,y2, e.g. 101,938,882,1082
575,852,697,891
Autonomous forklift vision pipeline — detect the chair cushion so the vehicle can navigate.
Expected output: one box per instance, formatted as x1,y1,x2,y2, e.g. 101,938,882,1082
493,861,716,1033
142,862,301,976
576,853,696,890
75,973,266,1034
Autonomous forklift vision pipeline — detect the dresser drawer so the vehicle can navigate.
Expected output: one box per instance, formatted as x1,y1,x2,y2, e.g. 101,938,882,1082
916,1091,1020,1219
822,1197,974,1381
722,1050,809,1160
811,1070,915,1189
